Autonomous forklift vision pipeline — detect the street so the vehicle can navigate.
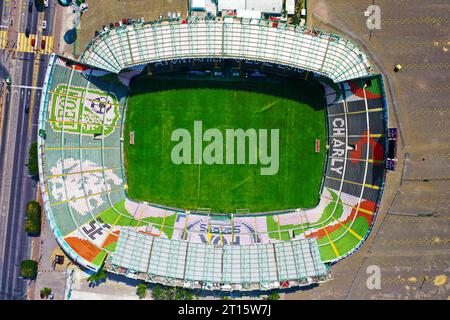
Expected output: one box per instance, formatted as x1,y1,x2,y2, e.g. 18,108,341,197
0,0,56,299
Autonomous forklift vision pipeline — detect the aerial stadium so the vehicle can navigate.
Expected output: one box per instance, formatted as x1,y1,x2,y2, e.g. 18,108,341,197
37,17,389,292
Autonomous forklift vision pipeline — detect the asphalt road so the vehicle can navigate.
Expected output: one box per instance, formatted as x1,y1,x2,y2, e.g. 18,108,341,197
0,0,54,300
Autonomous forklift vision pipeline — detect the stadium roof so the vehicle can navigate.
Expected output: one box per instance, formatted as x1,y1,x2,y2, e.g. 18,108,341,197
107,228,330,290
81,17,373,83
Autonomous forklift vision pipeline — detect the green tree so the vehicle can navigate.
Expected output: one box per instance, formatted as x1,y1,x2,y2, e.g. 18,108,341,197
175,288,193,300
136,283,147,299
36,0,45,7
267,291,280,300
86,268,107,284
25,201,41,234
40,287,52,299
28,142,39,176
151,284,194,300
20,260,38,279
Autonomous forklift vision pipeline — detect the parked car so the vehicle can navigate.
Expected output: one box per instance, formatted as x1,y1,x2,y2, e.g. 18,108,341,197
44,0,49,8
25,104,29,114
109,23,114,29
28,1,33,12
31,38,36,47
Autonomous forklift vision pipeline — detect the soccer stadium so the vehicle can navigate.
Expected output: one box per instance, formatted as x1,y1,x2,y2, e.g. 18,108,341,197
37,17,388,292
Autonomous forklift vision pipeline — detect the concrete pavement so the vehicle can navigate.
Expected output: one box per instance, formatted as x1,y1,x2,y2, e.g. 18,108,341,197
0,0,55,300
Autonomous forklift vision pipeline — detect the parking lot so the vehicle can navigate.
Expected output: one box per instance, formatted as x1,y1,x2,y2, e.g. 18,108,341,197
285,0,450,300
76,0,188,56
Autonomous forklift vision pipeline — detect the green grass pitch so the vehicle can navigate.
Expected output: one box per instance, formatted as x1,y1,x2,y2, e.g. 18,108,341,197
124,76,326,213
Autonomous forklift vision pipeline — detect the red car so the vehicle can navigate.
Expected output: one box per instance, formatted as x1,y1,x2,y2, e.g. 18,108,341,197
41,39,46,50
31,38,36,47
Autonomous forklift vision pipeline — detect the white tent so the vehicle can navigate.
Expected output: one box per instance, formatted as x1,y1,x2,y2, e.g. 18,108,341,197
286,0,295,15
218,0,283,14
191,0,207,11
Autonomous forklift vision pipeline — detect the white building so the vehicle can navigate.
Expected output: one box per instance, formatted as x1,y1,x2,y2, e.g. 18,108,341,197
191,0,207,11
286,0,295,15
218,0,284,16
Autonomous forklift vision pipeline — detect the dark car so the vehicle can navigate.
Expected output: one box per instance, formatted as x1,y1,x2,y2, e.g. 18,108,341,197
25,27,30,38
127,18,132,25
41,39,46,50
25,104,29,114
28,1,33,12
122,18,128,25
109,23,114,29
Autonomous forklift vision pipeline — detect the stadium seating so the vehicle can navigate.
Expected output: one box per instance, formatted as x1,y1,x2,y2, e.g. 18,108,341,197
37,18,388,291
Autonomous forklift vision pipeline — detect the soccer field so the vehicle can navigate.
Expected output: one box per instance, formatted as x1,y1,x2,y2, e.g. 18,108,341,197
124,76,326,213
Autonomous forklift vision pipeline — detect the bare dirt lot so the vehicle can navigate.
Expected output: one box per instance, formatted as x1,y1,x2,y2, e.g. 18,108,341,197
286,0,450,300
76,0,188,55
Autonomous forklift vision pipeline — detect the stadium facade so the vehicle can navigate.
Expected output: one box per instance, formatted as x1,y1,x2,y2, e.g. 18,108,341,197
38,17,388,292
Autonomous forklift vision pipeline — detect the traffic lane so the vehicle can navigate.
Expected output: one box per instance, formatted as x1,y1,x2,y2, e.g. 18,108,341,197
26,0,39,34
0,50,34,298
0,85,28,299
29,54,47,138
1,85,33,299
42,1,56,36
0,0,4,22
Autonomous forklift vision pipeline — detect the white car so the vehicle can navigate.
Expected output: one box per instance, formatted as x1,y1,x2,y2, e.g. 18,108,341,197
44,0,48,8
42,20,47,30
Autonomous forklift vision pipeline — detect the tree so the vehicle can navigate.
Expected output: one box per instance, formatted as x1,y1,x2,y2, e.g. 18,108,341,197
36,0,45,7
151,284,174,300
20,260,38,279
40,287,52,299
174,288,193,300
86,268,107,284
267,291,280,300
136,283,147,299
151,284,194,300
28,142,39,176
25,201,41,234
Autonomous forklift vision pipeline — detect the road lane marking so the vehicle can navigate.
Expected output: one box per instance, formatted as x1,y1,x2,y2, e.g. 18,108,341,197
0,30,8,48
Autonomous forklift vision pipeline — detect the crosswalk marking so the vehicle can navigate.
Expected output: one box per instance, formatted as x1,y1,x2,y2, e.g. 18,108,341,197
40,35,54,54
17,32,37,53
0,30,8,49
16,32,54,54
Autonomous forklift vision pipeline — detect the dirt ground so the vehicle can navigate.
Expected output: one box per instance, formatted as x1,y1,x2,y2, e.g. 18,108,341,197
76,0,188,56
284,0,450,300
